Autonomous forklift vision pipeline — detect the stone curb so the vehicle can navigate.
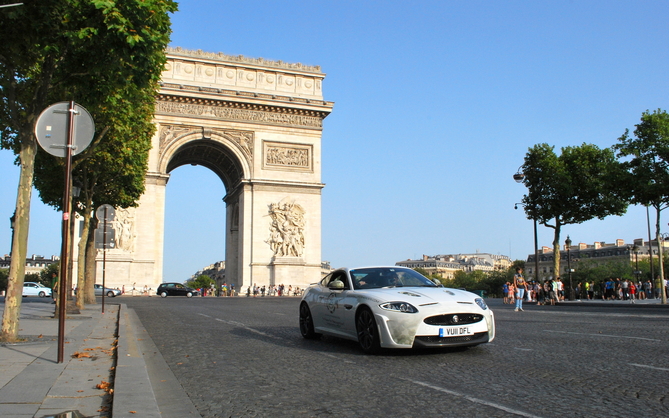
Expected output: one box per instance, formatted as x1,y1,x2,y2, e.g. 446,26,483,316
113,304,161,418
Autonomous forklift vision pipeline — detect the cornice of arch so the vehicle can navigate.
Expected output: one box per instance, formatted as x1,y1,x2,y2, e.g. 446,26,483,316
156,92,332,130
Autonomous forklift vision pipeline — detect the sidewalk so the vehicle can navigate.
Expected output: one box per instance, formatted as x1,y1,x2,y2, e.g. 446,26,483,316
0,299,198,418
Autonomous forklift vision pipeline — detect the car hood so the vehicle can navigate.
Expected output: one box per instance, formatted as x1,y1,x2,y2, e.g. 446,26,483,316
354,287,481,305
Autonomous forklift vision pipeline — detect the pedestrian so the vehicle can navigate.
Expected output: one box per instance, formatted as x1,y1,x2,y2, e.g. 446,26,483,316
503,282,509,304
513,267,527,312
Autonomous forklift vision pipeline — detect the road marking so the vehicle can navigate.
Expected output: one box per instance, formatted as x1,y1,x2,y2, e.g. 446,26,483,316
514,347,533,351
214,317,278,339
316,351,356,364
546,330,660,342
198,313,211,318
406,379,544,418
630,363,669,372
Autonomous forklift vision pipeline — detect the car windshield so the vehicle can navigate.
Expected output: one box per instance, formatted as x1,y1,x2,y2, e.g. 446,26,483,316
350,268,437,290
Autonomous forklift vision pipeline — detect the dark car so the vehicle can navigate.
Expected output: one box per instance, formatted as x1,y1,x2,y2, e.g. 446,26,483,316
157,282,200,298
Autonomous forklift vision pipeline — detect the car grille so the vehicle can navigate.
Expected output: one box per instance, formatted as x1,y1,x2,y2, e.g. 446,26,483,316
423,313,483,326
414,332,489,347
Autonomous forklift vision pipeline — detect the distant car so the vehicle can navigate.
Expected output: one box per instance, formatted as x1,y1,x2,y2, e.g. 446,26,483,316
299,266,495,354
157,282,200,298
22,282,53,298
94,284,121,297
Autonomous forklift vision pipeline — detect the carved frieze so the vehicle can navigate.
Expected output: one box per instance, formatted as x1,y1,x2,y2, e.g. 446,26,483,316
266,200,306,258
156,99,323,129
263,141,312,171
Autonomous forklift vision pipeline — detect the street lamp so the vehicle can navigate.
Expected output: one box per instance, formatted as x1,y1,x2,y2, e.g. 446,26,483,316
9,211,16,256
513,167,540,284
565,235,574,301
631,244,640,282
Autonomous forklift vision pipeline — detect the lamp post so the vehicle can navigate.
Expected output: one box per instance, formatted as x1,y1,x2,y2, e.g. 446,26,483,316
631,244,640,282
514,168,540,284
9,211,15,256
565,235,574,301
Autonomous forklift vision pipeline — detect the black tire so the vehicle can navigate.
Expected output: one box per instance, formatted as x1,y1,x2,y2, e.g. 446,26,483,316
160,291,168,298
356,307,381,354
186,292,193,298
299,302,320,339
107,291,115,297
38,291,46,298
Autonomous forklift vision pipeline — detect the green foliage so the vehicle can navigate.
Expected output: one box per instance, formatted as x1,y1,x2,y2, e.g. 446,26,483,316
187,275,214,290
413,267,443,282
439,264,522,298
519,143,629,277
615,109,669,210
39,262,60,287
0,269,7,291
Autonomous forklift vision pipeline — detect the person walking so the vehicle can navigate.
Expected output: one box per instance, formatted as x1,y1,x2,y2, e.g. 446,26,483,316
513,267,527,312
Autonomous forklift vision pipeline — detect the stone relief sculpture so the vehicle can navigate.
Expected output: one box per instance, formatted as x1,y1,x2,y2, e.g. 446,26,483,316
266,145,309,168
266,200,305,257
111,208,135,253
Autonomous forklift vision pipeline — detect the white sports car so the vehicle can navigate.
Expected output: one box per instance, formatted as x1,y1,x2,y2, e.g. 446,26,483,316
299,266,495,354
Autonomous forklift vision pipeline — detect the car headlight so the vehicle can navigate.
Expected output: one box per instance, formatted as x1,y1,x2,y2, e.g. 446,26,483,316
475,298,488,310
379,302,418,313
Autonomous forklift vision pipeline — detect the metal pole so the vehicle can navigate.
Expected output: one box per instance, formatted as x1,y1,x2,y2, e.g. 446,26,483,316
102,209,106,314
57,101,75,364
647,206,654,286
534,217,539,283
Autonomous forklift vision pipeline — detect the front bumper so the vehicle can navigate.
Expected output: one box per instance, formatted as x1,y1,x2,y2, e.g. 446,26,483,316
374,307,495,349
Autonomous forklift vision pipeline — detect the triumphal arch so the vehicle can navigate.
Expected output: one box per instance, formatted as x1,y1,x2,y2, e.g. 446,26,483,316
98,47,333,291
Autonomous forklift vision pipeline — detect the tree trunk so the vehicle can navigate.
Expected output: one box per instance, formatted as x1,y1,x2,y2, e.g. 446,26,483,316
0,137,37,342
655,207,667,305
551,220,562,282
84,218,98,304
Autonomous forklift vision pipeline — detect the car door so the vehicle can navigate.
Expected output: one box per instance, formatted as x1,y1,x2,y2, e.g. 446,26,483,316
314,271,352,338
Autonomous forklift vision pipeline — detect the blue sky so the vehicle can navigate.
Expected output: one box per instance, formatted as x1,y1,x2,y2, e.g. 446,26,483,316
1,1,667,282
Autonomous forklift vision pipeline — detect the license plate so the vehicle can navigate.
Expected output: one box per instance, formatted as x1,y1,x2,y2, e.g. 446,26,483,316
439,326,472,337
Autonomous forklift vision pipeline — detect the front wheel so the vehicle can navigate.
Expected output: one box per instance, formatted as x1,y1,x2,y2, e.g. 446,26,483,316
299,302,320,339
38,291,46,298
160,291,168,298
186,292,193,298
356,307,381,354
107,291,115,297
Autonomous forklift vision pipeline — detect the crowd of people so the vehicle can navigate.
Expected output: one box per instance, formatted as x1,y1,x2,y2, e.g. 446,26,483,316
504,274,669,306
246,284,302,297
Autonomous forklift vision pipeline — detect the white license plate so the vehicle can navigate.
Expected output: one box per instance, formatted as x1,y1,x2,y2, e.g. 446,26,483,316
439,326,472,337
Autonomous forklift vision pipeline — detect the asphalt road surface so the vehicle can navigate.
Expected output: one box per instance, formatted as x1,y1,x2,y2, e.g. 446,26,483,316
123,296,669,418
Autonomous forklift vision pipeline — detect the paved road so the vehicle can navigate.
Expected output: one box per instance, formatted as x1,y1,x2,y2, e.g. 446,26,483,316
123,296,669,418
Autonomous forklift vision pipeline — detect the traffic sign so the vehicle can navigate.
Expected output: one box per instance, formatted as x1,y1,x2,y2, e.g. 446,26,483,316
34,101,95,157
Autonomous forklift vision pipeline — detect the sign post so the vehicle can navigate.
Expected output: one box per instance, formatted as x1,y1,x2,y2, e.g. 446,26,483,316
95,204,116,314
35,101,94,363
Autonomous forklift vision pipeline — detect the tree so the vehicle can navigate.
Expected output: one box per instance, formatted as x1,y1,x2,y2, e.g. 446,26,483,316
188,275,215,291
0,0,177,342
519,143,628,283
615,109,669,304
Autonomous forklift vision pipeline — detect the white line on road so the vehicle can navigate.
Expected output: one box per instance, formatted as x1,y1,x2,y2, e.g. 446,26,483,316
316,351,357,364
198,313,211,318
630,363,669,372
405,379,544,418
546,330,661,342
214,317,278,339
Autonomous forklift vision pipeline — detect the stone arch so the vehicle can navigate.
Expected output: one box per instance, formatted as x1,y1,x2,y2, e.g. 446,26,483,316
158,127,252,189
89,48,333,294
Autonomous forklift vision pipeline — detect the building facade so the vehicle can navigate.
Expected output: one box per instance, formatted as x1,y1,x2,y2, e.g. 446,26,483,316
526,238,667,281
396,253,512,279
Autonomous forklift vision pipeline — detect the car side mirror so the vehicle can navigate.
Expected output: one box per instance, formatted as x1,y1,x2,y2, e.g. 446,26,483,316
328,280,345,290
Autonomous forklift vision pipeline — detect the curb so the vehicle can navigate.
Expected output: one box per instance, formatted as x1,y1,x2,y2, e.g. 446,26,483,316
113,303,162,418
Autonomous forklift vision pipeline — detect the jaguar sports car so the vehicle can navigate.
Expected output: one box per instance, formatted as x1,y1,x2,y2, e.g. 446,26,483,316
299,266,495,354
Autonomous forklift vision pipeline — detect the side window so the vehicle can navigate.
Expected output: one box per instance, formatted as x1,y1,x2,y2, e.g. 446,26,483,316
328,272,350,290
320,272,334,287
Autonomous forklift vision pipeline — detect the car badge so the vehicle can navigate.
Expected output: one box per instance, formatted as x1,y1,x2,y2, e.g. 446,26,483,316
452,315,459,323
